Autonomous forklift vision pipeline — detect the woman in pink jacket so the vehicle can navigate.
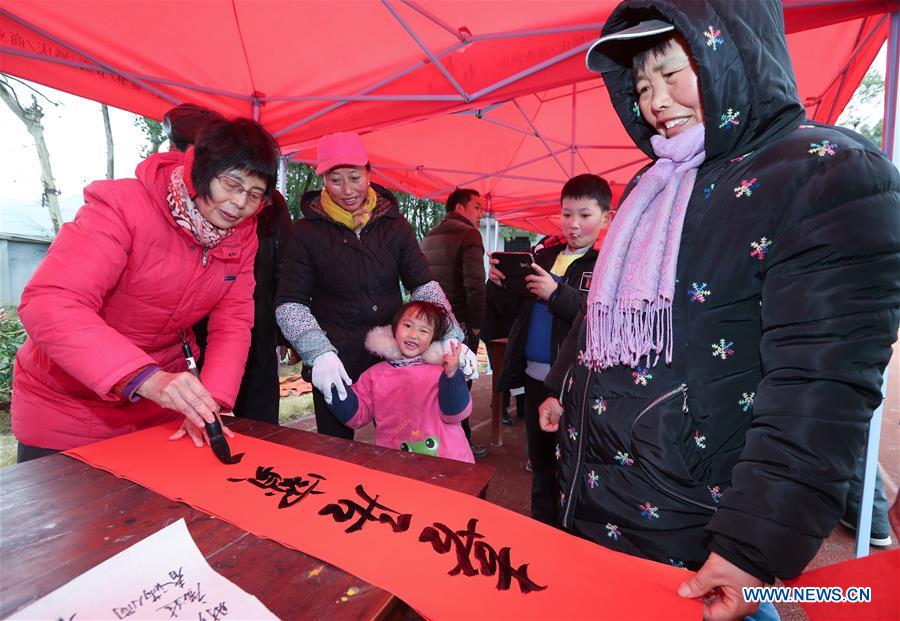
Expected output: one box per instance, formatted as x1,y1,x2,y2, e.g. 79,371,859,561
12,117,279,462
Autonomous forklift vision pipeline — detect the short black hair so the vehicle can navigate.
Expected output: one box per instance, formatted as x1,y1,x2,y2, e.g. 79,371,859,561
391,301,449,343
445,188,480,213
191,118,279,200
632,33,682,76
162,103,225,152
560,174,612,211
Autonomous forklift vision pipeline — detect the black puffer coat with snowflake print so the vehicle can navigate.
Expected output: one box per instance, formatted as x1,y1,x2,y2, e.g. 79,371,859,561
546,0,900,582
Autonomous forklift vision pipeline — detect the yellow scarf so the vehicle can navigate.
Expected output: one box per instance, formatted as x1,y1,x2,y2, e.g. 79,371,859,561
320,187,378,230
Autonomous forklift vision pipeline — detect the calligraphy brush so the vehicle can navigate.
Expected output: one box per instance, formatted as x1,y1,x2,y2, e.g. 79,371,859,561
180,333,243,465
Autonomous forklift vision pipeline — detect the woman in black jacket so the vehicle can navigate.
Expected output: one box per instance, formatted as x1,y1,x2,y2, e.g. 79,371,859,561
540,1,900,618
490,174,611,524
275,132,462,439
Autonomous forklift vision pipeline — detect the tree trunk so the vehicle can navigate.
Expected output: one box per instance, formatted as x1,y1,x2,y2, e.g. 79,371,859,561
0,85,62,234
101,104,114,179
28,124,63,233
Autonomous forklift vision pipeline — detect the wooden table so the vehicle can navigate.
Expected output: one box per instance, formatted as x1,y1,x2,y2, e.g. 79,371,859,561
0,419,495,620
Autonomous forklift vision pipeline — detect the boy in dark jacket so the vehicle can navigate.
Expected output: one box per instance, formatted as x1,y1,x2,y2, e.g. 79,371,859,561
489,174,611,525
539,2,900,619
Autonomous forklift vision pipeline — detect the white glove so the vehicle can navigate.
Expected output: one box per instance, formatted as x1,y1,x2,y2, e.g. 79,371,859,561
311,351,351,404
443,339,479,381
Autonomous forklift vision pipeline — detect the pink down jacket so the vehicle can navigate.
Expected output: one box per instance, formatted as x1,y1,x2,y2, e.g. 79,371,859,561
12,151,258,450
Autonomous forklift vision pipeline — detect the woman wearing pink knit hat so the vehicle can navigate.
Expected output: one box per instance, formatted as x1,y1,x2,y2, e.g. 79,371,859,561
275,132,465,440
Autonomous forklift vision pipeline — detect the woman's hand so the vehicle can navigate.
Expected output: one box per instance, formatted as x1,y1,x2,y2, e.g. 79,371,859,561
442,340,462,377
136,370,219,435
538,397,563,432
488,257,506,286
169,412,235,447
526,263,558,301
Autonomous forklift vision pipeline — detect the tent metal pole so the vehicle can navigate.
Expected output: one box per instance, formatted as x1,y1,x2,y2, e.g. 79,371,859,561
493,213,500,253
377,163,566,185
577,144,647,150
855,5,899,561
571,84,577,176
400,0,468,41
455,101,506,117
273,39,468,137
423,149,569,198
469,41,594,101
267,94,464,102
0,47,252,102
823,16,887,122
514,100,569,176
382,0,469,100
278,157,288,196
371,166,418,196
468,23,604,42
0,8,180,105
416,167,449,189
597,157,651,176
883,9,899,162
473,113,570,146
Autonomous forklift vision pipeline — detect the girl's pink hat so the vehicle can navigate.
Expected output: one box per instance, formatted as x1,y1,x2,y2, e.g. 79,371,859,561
316,132,369,174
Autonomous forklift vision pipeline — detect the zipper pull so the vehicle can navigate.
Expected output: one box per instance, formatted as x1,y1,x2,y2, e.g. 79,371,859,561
681,384,689,413
201,248,208,268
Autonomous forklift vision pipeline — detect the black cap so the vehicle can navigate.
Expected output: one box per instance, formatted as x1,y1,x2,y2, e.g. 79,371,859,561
162,103,225,151
586,19,675,73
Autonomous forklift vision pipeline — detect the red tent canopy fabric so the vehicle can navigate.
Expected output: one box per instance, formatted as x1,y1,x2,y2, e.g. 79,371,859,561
1,0,895,232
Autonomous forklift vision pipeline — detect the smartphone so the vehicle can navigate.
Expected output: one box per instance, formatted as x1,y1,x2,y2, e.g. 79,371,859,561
492,251,534,297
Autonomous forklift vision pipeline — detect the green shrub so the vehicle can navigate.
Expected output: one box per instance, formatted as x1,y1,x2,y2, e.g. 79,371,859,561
0,308,27,402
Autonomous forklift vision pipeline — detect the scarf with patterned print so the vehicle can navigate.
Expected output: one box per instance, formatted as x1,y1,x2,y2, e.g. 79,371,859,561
167,165,235,249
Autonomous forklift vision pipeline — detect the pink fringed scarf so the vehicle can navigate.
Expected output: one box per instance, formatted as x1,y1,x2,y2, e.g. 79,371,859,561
166,148,235,249
584,124,706,370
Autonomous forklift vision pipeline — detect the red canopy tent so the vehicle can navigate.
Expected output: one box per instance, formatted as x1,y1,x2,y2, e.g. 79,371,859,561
1,0,897,233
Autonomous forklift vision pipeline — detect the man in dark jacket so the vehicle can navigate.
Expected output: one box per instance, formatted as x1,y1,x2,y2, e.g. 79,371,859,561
539,2,900,619
422,188,488,457
422,188,486,346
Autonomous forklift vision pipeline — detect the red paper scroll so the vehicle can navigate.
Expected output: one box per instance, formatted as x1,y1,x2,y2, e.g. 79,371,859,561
785,549,899,621
67,425,699,620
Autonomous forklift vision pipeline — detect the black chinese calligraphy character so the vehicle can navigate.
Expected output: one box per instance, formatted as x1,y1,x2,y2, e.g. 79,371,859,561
318,484,412,534
227,466,326,509
198,602,228,621
419,518,547,593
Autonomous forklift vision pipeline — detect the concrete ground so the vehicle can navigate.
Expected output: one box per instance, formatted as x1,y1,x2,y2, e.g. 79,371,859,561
287,340,900,620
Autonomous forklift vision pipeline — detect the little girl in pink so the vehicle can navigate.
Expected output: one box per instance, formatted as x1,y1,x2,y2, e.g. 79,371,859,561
325,301,474,463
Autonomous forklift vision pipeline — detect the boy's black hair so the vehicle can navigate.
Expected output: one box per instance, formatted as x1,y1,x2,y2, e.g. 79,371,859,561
561,174,612,211
391,301,450,343
445,188,480,213
191,118,279,200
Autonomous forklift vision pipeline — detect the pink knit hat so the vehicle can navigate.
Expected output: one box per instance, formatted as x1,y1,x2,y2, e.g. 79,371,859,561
315,132,369,174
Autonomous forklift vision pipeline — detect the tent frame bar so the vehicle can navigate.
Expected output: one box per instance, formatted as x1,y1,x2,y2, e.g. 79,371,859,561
514,99,569,176
0,7,179,105
382,0,469,100
400,0,468,41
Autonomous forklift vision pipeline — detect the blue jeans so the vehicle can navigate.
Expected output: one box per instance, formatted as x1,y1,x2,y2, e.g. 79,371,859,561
746,601,780,621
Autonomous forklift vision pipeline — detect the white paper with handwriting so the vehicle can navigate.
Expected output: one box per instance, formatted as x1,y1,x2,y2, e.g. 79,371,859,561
12,518,278,620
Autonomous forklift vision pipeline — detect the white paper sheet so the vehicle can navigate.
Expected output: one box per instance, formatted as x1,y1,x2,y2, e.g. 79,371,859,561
11,519,278,620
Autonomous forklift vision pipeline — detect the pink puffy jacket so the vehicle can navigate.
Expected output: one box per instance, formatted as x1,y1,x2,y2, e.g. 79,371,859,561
12,151,258,450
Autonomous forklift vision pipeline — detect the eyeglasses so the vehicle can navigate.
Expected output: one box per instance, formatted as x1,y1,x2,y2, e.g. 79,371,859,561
216,174,267,204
